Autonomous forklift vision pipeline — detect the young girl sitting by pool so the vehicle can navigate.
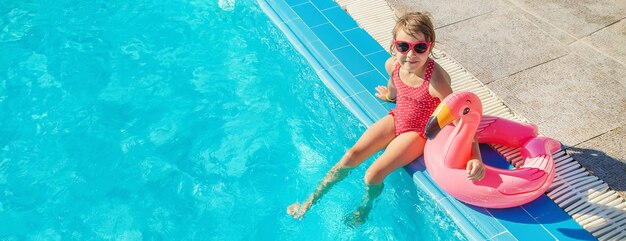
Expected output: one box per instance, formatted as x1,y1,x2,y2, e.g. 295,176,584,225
288,12,486,225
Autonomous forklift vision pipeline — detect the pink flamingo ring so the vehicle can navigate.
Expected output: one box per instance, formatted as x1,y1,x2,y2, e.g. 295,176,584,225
423,91,561,208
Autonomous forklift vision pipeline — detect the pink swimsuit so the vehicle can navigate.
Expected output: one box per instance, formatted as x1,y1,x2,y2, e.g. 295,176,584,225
389,59,441,138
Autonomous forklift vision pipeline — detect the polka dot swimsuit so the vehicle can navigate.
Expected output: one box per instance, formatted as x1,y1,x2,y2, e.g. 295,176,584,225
389,59,441,138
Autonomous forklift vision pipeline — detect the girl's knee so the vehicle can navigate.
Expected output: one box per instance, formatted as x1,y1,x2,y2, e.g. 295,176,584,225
364,169,385,185
339,148,363,167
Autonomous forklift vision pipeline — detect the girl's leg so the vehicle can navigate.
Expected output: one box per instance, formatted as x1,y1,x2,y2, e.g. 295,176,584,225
346,132,426,225
364,131,425,184
288,115,396,218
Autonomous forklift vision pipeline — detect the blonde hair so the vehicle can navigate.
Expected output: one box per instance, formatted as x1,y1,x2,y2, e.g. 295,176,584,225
389,12,436,54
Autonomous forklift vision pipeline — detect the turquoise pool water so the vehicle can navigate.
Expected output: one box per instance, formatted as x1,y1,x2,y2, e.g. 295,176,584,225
0,0,464,240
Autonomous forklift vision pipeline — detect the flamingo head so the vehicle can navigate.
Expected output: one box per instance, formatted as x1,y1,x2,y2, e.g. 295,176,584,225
425,91,483,140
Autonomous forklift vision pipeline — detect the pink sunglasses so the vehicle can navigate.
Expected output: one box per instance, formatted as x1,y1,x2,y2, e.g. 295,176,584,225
394,40,431,54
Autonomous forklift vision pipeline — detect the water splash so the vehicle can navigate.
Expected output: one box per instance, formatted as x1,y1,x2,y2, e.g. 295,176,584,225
218,0,235,11
0,8,33,42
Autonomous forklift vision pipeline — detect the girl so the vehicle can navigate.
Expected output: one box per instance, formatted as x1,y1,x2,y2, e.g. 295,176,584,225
288,12,485,225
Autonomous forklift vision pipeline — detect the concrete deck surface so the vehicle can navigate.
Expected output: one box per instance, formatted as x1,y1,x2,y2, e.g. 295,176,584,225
386,0,626,198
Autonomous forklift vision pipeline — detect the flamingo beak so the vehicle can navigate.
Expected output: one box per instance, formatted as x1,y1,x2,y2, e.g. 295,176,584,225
425,103,455,140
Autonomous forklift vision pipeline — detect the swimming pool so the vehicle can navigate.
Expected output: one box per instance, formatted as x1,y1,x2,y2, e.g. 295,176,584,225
0,0,465,239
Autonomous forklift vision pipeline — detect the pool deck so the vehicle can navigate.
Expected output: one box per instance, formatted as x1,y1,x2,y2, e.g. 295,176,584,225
258,0,625,240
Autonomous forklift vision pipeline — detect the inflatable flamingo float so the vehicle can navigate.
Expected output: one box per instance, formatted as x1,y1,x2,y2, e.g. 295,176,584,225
423,91,561,208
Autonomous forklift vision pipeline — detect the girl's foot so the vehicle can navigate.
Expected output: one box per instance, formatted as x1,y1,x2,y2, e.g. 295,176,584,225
287,201,311,219
343,183,383,227
287,202,300,216
343,209,367,228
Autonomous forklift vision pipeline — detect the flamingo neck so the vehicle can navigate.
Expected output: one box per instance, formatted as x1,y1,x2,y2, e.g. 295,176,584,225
443,113,481,169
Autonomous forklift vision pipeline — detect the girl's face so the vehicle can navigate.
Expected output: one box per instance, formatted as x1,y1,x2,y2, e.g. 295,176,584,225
394,29,431,72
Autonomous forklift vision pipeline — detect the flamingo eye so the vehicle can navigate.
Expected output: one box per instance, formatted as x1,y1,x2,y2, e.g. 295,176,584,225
462,107,470,115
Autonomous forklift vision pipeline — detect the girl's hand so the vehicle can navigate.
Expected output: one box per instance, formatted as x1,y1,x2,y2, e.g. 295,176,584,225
466,159,485,181
375,86,393,102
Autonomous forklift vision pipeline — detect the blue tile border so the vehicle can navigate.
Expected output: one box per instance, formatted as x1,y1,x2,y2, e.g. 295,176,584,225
285,0,308,6
355,70,387,96
310,0,336,10
365,50,391,77
311,23,350,50
343,28,384,55
258,0,595,240
331,46,375,75
321,6,359,32
292,3,327,27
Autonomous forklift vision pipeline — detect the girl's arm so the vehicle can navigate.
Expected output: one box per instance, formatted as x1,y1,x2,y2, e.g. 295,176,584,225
428,62,453,102
385,57,397,100
430,63,485,181
467,137,485,181
375,57,397,101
